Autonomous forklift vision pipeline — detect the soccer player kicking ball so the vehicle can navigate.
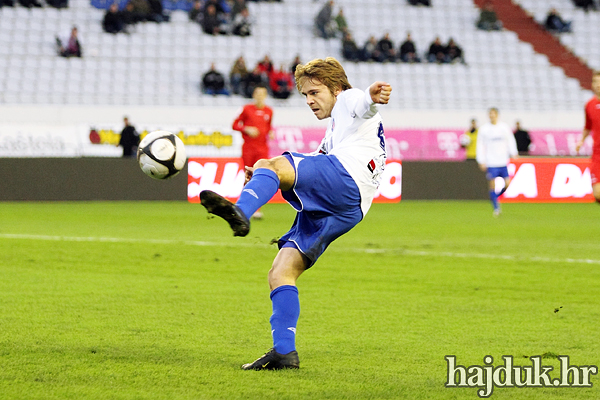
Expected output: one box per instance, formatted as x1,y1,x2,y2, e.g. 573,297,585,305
576,70,600,203
476,107,518,217
200,57,391,370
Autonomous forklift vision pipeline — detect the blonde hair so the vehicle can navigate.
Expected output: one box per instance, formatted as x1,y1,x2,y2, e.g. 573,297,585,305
294,57,352,95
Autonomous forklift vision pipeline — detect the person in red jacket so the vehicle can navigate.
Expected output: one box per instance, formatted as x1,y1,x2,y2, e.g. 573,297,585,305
232,83,274,218
576,70,600,203
269,64,294,99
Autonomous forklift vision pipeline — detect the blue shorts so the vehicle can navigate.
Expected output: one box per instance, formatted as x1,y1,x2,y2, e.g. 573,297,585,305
486,166,509,181
279,152,363,268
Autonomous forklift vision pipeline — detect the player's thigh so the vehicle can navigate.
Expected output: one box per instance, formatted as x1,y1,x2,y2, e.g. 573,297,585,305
254,156,296,191
593,183,600,201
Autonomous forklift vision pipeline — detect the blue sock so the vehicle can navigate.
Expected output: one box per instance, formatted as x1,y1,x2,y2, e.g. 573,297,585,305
270,285,300,355
489,190,499,210
236,168,280,219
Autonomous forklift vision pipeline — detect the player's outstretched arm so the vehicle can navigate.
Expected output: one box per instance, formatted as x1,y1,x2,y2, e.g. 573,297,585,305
576,129,590,153
369,82,392,104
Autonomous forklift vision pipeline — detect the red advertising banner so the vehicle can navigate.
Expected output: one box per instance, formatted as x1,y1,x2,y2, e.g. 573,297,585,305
502,158,594,203
187,157,402,203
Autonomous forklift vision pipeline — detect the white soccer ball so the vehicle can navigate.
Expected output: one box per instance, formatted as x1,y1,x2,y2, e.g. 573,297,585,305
459,133,471,147
137,130,186,179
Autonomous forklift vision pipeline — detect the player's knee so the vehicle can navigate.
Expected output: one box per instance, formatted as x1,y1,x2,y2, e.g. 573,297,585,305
253,158,274,171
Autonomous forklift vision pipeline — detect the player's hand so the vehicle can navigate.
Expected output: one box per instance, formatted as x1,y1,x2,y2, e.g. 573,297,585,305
478,163,487,172
575,140,583,153
369,82,392,105
245,126,260,138
268,130,275,140
244,166,254,185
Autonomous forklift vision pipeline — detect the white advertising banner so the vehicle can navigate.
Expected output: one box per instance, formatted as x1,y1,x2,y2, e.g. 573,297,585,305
0,125,80,157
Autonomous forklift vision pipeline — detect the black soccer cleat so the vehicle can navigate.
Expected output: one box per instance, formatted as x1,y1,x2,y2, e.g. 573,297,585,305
241,348,300,370
200,190,250,237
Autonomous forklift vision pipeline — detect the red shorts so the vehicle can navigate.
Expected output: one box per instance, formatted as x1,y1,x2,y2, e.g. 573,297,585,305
591,158,600,185
242,146,269,168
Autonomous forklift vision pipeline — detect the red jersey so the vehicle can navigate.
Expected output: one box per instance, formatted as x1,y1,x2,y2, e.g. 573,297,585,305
584,96,600,159
232,104,273,166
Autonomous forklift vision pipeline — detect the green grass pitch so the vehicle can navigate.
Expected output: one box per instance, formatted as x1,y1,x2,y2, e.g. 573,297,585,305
0,201,599,400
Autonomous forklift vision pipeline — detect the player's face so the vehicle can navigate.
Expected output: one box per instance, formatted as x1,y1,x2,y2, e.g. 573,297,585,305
253,87,267,104
489,109,498,124
300,79,339,120
592,76,600,97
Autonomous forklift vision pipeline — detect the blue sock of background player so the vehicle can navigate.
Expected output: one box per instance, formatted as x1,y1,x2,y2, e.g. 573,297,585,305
234,167,300,354
489,190,499,210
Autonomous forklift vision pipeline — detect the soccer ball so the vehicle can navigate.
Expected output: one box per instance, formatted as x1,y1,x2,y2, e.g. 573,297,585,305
459,133,471,147
137,130,186,179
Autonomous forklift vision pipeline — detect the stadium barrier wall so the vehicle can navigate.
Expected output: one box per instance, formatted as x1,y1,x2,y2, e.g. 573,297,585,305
0,158,488,201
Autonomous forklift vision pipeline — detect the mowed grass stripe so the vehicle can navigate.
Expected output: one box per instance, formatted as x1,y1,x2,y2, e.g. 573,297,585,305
2,232,600,266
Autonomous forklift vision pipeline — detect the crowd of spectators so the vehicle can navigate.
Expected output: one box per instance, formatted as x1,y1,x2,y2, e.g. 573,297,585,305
189,0,253,37
572,0,597,12
101,0,170,34
201,54,300,99
544,8,572,33
342,31,465,65
1,0,67,7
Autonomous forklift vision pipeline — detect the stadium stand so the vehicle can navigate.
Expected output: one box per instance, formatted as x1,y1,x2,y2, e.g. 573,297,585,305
0,0,595,110
515,0,600,70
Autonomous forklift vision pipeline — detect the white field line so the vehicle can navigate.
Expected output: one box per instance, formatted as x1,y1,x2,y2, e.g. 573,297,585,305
2,233,600,265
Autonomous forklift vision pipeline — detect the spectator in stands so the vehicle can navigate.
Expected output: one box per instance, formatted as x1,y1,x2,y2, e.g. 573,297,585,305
103,3,127,34
202,63,230,96
189,0,203,22
232,7,252,36
231,0,246,21
427,36,447,63
0,0,15,7
361,36,382,62
399,32,420,63
202,4,225,35
56,26,82,58
545,8,572,33
118,116,139,158
407,0,430,6
315,0,336,39
148,0,170,22
120,2,138,25
203,0,229,26
19,0,42,7
257,55,274,83
477,2,503,31
342,32,361,62
376,33,397,62
573,0,597,12
290,55,302,75
128,0,153,22
446,38,465,64
46,0,68,8
334,7,348,35
513,121,531,155
230,56,249,95
242,66,264,98
269,64,294,99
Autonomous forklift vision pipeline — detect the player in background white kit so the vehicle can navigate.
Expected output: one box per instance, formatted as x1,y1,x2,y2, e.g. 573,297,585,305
476,107,518,216
199,57,392,370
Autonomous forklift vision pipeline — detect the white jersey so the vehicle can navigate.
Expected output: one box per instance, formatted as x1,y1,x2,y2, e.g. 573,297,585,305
476,121,518,168
313,87,386,216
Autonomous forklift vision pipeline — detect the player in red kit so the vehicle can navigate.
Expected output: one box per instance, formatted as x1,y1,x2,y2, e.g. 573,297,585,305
576,70,600,203
232,84,274,218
